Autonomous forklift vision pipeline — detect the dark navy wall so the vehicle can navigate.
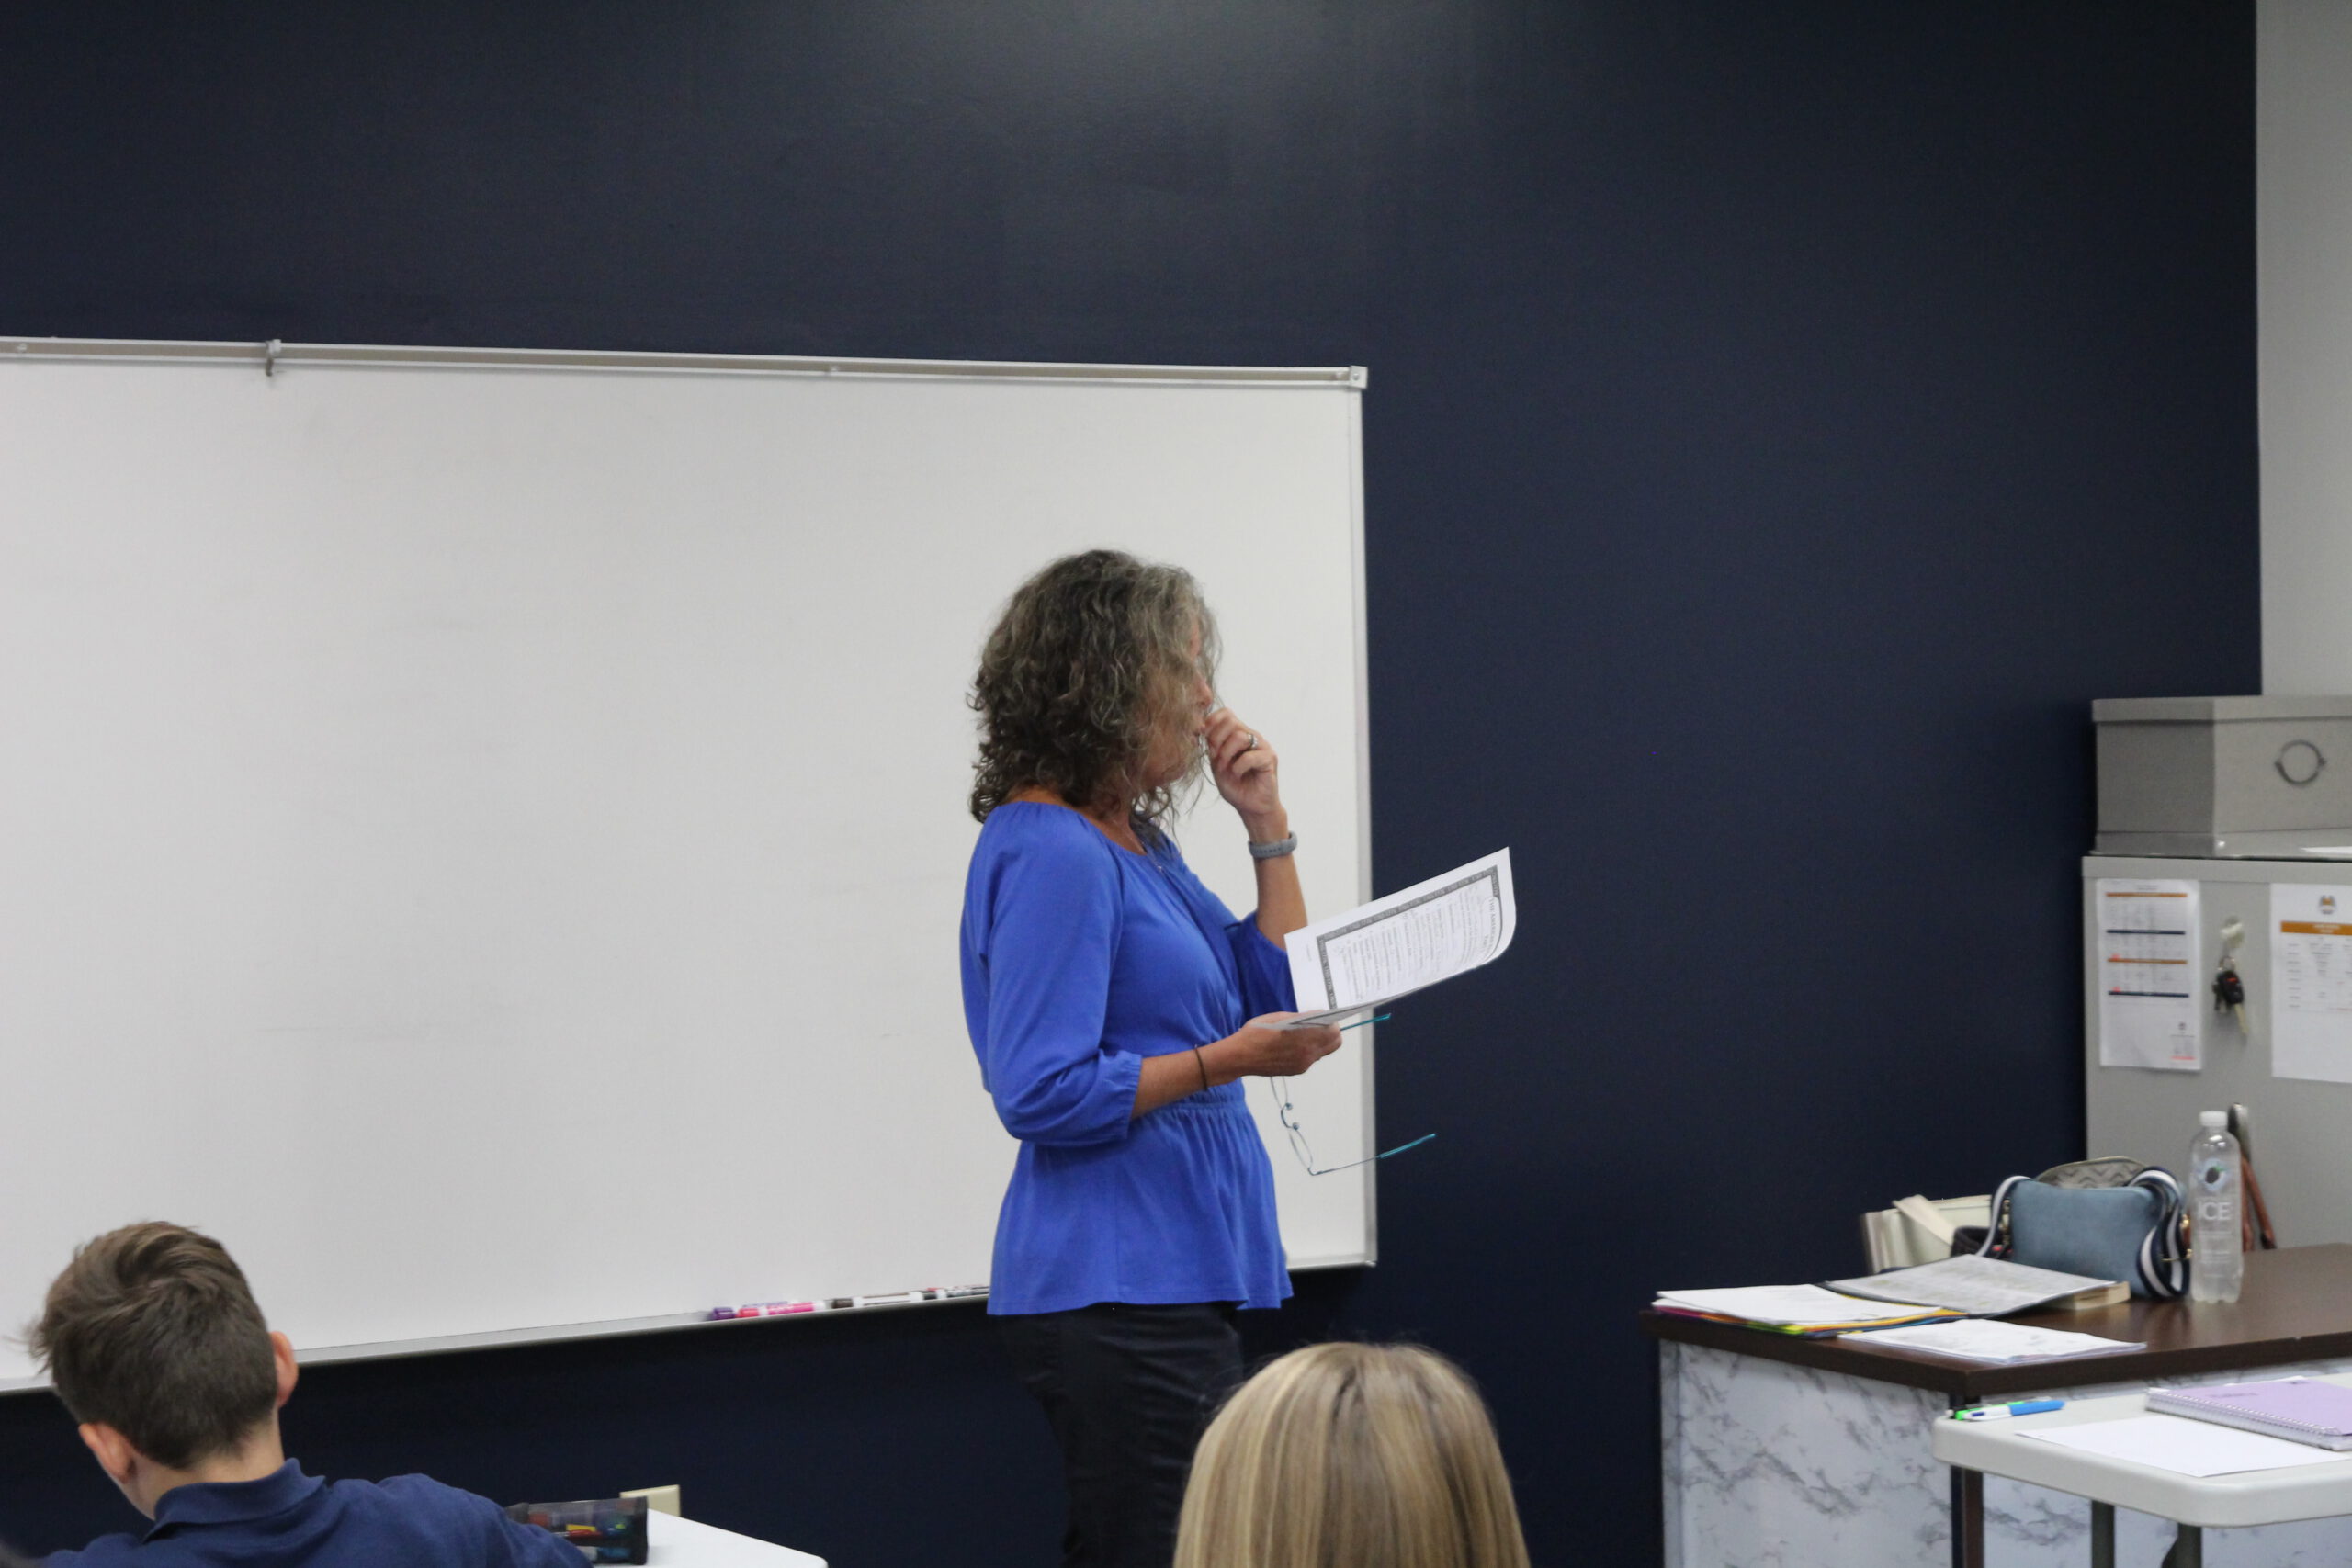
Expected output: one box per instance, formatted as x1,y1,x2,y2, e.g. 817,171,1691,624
0,4,2255,1562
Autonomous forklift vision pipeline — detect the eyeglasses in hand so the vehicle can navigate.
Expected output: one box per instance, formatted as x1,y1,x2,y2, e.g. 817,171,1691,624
1268,1070,1435,1178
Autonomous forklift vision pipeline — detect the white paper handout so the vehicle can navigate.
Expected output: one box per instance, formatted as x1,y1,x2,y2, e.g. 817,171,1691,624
1651,1285,1930,1326
2025,1414,2349,1478
1840,1319,2143,1362
2095,878,2202,1071
2270,884,2352,1084
1283,850,1514,1026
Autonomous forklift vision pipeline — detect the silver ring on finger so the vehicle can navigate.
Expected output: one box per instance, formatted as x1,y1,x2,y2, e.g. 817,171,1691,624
1243,731,1259,751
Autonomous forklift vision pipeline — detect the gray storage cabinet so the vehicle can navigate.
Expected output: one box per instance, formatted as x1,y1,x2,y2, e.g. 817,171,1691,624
2084,855,2352,1247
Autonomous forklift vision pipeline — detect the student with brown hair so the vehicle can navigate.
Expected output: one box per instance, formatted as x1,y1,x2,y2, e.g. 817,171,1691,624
29,1221,583,1568
1173,1342,1532,1568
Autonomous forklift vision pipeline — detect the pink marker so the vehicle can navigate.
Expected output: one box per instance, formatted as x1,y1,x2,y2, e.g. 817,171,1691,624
762,1302,818,1315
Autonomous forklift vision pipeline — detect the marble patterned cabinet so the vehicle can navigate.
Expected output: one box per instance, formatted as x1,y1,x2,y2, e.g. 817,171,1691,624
1645,1246,2352,1568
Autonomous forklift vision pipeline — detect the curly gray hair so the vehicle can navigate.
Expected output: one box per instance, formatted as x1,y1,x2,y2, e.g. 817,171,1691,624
968,550,1218,829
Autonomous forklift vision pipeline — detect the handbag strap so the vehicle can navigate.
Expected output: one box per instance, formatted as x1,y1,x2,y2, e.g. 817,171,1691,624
1975,1174,2030,1260
2132,1168,2188,1300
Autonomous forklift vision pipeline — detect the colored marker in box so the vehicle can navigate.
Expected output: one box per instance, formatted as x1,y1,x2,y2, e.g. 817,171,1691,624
507,1496,649,1565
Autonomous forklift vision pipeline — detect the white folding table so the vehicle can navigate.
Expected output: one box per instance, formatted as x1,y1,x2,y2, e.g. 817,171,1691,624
1933,1379,2352,1568
646,1509,827,1568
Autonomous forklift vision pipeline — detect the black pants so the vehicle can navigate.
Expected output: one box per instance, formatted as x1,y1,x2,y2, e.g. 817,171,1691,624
997,1302,1244,1568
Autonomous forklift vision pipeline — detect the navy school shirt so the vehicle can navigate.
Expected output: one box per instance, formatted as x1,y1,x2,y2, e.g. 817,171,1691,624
43,1461,585,1568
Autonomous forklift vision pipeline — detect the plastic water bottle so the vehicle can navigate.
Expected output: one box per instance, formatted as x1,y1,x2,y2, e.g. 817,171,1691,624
2188,1110,2243,1303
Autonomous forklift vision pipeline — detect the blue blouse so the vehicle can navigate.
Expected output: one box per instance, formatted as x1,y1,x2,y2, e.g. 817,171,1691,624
961,802,1295,1315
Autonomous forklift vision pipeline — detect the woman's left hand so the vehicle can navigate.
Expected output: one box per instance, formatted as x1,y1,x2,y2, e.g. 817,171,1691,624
1204,707,1283,831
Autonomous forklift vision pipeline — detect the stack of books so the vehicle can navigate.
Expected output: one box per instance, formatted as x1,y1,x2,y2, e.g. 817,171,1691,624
1651,1284,1968,1338
1824,1255,2129,1316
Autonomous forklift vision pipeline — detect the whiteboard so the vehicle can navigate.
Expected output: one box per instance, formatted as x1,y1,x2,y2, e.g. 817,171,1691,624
0,339,1371,1382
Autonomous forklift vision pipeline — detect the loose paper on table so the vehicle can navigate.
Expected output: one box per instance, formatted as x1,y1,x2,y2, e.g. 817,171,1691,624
2270,883,2352,1084
2026,1414,2349,1478
1842,1319,2143,1362
1283,849,1514,1026
2095,877,2201,1071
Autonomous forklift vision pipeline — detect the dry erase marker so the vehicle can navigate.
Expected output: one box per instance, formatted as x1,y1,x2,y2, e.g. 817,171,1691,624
762,1301,818,1315
944,1285,989,1299
1952,1400,2064,1422
854,1290,928,1308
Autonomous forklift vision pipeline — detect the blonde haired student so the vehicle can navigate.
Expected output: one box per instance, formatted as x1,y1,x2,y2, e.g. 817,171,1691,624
1174,1342,1532,1568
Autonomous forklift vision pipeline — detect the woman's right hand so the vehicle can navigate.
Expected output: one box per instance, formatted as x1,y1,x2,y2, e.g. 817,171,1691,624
1136,1013,1346,1117
1212,1013,1344,1079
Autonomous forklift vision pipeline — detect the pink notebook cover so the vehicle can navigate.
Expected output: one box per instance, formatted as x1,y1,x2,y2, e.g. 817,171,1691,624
2148,1378,2352,1443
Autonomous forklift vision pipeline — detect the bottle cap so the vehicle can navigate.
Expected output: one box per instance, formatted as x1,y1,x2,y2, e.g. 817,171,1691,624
2201,1110,2228,1128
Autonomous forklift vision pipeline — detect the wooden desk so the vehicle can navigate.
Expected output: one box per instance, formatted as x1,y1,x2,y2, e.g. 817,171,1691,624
1645,1245,2352,1568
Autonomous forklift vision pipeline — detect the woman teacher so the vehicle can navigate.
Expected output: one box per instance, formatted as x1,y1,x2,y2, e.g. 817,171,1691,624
960,549,1345,1568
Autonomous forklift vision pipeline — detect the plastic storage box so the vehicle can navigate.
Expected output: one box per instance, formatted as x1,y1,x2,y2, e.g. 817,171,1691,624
2094,695,2352,857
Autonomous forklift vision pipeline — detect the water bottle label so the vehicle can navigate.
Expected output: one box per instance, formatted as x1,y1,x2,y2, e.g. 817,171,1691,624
2198,1161,2230,1190
2197,1198,2234,1223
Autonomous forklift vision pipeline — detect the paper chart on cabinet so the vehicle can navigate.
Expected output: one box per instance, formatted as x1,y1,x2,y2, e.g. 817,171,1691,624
2095,878,2201,1071
1283,849,1514,1026
2271,883,2352,1083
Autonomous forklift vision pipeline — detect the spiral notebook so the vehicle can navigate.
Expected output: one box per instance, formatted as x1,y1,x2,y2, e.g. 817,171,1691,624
2145,1378,2352,1450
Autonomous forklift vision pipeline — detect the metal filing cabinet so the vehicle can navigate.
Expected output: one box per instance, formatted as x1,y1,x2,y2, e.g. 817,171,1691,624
2086,696,2352,1244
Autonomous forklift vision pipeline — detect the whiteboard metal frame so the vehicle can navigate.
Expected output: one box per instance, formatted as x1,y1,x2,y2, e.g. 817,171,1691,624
0,336,1376,1383
2,335,1367,391
0,1297,990,1394
1345,389,1381,1265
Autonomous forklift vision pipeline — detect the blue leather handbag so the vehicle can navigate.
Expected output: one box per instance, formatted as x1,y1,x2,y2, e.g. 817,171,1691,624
1977,1164,2188,1300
